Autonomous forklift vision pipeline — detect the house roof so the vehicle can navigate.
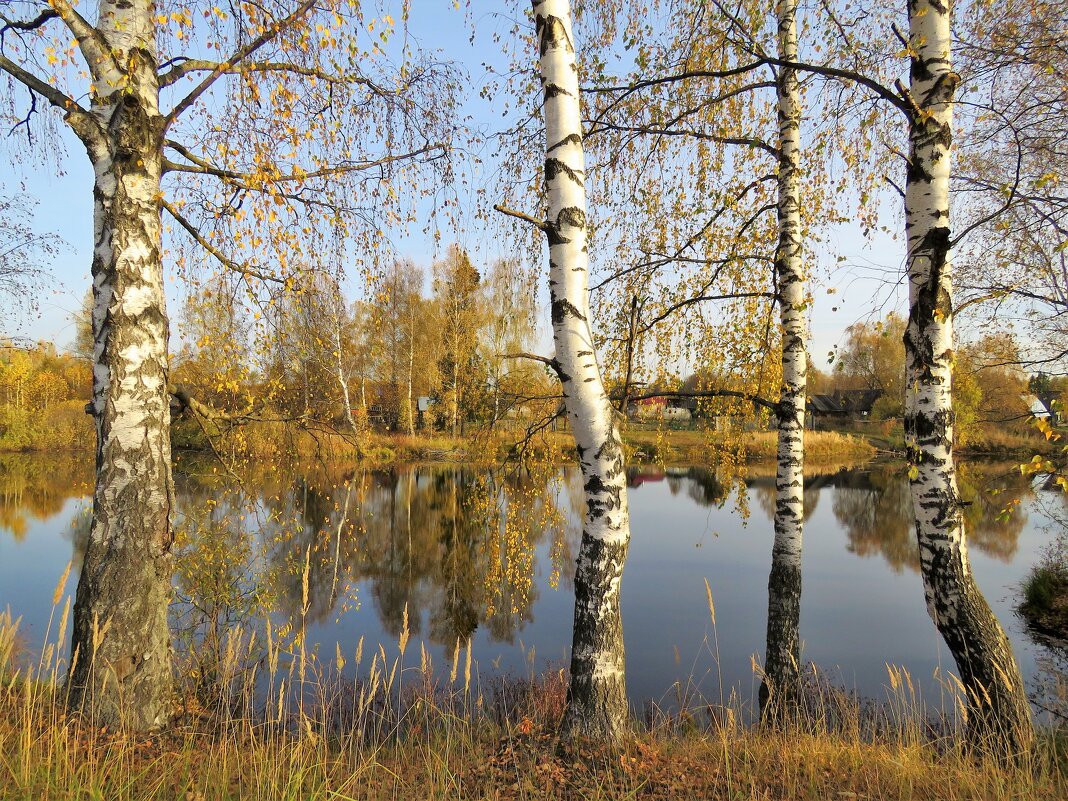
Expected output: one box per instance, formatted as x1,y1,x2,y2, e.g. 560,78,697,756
809,388,883,414
809,394,843,413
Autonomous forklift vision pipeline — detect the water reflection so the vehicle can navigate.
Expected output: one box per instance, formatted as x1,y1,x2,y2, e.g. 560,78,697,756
0,454,91,543
0,453,1057,707
170,461,576,655
831,461,1028,573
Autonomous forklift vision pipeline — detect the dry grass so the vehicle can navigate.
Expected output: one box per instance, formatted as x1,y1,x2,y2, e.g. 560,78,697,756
621,427,876,466
959,425,1061,458
2,604,1064,801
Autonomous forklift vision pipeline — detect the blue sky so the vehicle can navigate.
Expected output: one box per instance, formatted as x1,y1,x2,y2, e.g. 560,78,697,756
0,1,910,372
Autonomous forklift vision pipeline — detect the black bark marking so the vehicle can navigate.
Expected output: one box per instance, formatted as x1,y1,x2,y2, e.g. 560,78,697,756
583,473,622,519
561,533,629,740
760,559,802,720
554,206,586,231
551,297,587,325
545,157,581,186
543,82,574,99
548,132,583,151
535,13,573,57
905,225,952,383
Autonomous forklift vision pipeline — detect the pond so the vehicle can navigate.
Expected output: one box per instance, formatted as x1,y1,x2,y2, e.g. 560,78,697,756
0,452,1062,718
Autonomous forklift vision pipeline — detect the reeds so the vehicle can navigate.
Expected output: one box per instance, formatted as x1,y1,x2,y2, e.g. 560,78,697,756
1,599,1065,800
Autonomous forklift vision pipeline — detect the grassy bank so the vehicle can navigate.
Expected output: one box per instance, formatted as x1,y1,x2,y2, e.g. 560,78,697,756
620,428,876,466
170,420,879,468
1021,558,1068,639
2,610,1064,801
819,420,1062,460
4,619,1063,801
14,412,1049,465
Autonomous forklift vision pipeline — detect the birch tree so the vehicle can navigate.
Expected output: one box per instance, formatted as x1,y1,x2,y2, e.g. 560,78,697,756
497,0,632,740
574,1,829,718
0,0,454,728
902,0,1034,755
367,259,422,429
759,0,806,719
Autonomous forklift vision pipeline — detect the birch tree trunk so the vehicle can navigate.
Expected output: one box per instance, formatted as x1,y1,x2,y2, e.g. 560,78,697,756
903,0,1033,756
407,306,416,436
760,0,806,721
332,282,358,433
532,0,632,741
66,0,174,730
452,361,459,437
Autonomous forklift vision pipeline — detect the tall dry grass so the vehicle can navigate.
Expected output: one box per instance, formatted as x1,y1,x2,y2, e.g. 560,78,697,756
1,564,1064,799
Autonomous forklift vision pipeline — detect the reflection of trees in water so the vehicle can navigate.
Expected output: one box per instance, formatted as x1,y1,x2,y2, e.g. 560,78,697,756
833,467,916,572
681,466,753,512
753,474,822,524
223,463,572,652
66,505,92,573
832,462,1030,573
0,454,92,541
170,473,263,677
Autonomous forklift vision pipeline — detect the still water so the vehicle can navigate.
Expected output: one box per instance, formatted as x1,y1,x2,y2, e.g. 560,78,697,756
0,453,1061,714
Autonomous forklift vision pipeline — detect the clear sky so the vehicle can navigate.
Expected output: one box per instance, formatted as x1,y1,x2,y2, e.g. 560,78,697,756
0,1,910,372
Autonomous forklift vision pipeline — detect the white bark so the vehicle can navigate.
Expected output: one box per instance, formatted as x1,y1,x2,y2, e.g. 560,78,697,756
407,305,416,436
331,280,358,434
532,0,632,741
68,0,174,730
903,0,1033,756
761,0,806,720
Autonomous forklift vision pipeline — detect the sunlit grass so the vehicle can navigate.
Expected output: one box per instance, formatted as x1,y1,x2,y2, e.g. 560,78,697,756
620,427,876,466
2,598,1065,800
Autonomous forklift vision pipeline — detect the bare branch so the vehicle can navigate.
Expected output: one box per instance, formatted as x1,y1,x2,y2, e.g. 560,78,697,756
585,57,908,116
0,8,57,45
893,78,924,119
493,204,548,231
0,52,95,141
169,384,257,425
499,351,563,381
159,58,393,91
885,175,906,199
583,61,770,95
634,291,776,337
771,56,909,115
164,140,445,183
586,120,778,158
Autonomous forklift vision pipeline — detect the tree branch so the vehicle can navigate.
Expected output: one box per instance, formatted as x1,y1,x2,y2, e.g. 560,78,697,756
161,199,285,285
45,0,116,78
159,58,386,89
0,53,96,140
163,0,318,129
164,140,445,183
499,351,563,380
0,8,57,45
585,57,908,116
169,384,257,425
768,56,909,115
586,120,778,157
493,204,548,231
